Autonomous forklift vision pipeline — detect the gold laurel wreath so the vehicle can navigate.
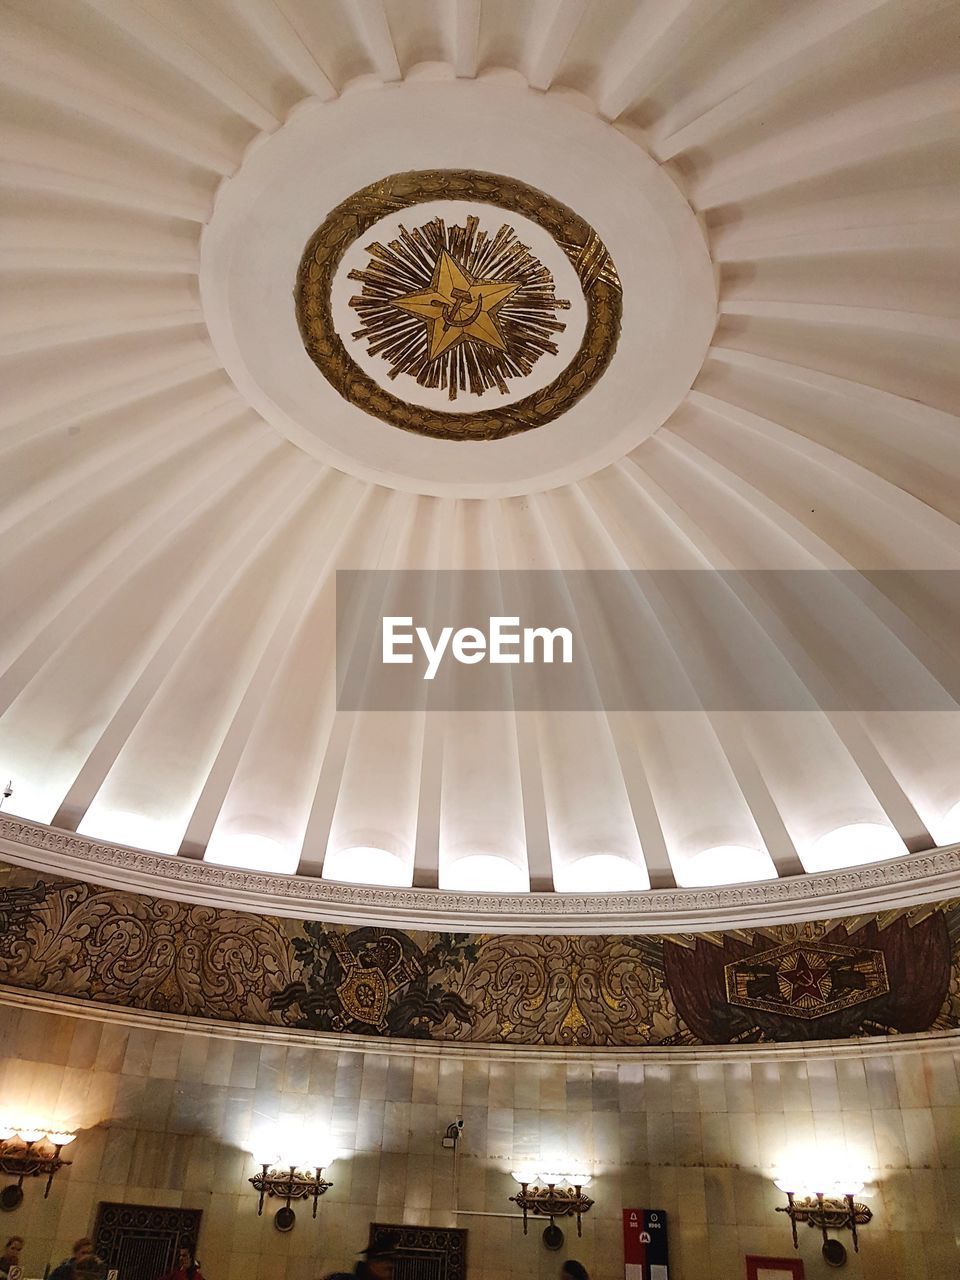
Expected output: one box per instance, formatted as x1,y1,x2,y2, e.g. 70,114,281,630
295,169,622,442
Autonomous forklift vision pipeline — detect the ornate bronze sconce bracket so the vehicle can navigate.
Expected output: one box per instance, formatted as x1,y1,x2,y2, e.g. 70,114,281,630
0,1132,74,1206
777,1190,873,1266
509,1180,594,1250
248,1165,333,1232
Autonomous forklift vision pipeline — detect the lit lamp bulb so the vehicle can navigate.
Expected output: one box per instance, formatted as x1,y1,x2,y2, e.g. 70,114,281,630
254,1149,280,1170
510,1168,537,1185
774,1172,864,1198
827,1177,864,1197
538,1172,565,1187
566,1172,592,1187
47,1132,76,1147
17,1128,47,1144
774,1170,819,1196
285,1144,336,1174
0,1125,17,1141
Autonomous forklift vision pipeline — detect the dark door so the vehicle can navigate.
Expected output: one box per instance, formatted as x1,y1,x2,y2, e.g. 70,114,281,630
93,1204,203,1280
368,1225,467,1280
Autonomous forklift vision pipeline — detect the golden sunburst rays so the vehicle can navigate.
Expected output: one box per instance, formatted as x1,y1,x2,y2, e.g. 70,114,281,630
347,215,571,401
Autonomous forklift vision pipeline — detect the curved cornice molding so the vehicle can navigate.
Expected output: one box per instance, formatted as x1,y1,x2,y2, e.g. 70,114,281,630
2,816,958,934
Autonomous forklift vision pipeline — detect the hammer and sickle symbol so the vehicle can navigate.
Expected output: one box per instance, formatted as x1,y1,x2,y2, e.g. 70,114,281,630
440,286,483,329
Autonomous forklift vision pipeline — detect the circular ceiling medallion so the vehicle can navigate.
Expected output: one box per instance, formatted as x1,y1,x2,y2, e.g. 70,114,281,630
200,79,716,497
295,170,622,441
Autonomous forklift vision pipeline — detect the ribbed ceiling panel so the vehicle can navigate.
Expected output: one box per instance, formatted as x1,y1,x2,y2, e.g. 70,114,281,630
1,0,958,904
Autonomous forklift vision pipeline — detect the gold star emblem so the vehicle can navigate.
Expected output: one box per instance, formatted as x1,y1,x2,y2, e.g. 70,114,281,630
391,249,520,362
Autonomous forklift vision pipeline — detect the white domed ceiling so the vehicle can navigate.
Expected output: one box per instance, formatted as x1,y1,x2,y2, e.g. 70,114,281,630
1,0,959,923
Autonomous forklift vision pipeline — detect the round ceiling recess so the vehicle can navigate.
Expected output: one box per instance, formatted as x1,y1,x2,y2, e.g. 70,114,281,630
201,78,717,497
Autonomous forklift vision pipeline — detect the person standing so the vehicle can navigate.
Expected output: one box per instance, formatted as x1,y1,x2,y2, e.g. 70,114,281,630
0,1236,24,1279
561,1262,591,1280
322,1241,397,1280
356,1246,395,1280
75,1252,107,1280
158,1244,203,1280
49,1239,104,1280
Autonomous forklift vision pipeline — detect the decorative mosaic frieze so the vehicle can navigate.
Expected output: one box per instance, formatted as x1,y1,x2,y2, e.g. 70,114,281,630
0,862,957,1049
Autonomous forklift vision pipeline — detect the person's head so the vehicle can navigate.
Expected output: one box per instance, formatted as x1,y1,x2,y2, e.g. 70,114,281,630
359,1261,393,1280
176,1245,194,1271
561,1263,590,1280
358,1247,395,1280
4,1240,23,1258
72,1240,93,1263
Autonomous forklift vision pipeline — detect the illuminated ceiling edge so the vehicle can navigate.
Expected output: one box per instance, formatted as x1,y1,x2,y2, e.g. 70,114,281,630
2,817,958,936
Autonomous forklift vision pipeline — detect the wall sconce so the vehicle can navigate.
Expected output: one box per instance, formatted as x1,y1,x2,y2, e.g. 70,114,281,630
774,1174,872,1267
509,1171,594,1250
249,1153,333,1232
0,1125,76,1208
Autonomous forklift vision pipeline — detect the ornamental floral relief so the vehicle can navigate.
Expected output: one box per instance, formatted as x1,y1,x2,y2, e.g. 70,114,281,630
461,935,680,1046
940,902,960,1026
0,870,296,1023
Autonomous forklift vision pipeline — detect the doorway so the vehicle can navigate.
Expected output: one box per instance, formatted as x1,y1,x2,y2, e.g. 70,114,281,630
368,1224,467,1280
93,1203,203,1280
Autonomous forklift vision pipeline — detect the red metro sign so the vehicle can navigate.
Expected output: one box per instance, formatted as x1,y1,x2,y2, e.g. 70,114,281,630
623,1208,669,1279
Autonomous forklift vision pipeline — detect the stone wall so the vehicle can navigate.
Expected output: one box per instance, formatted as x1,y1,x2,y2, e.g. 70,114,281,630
0,995,957,1280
